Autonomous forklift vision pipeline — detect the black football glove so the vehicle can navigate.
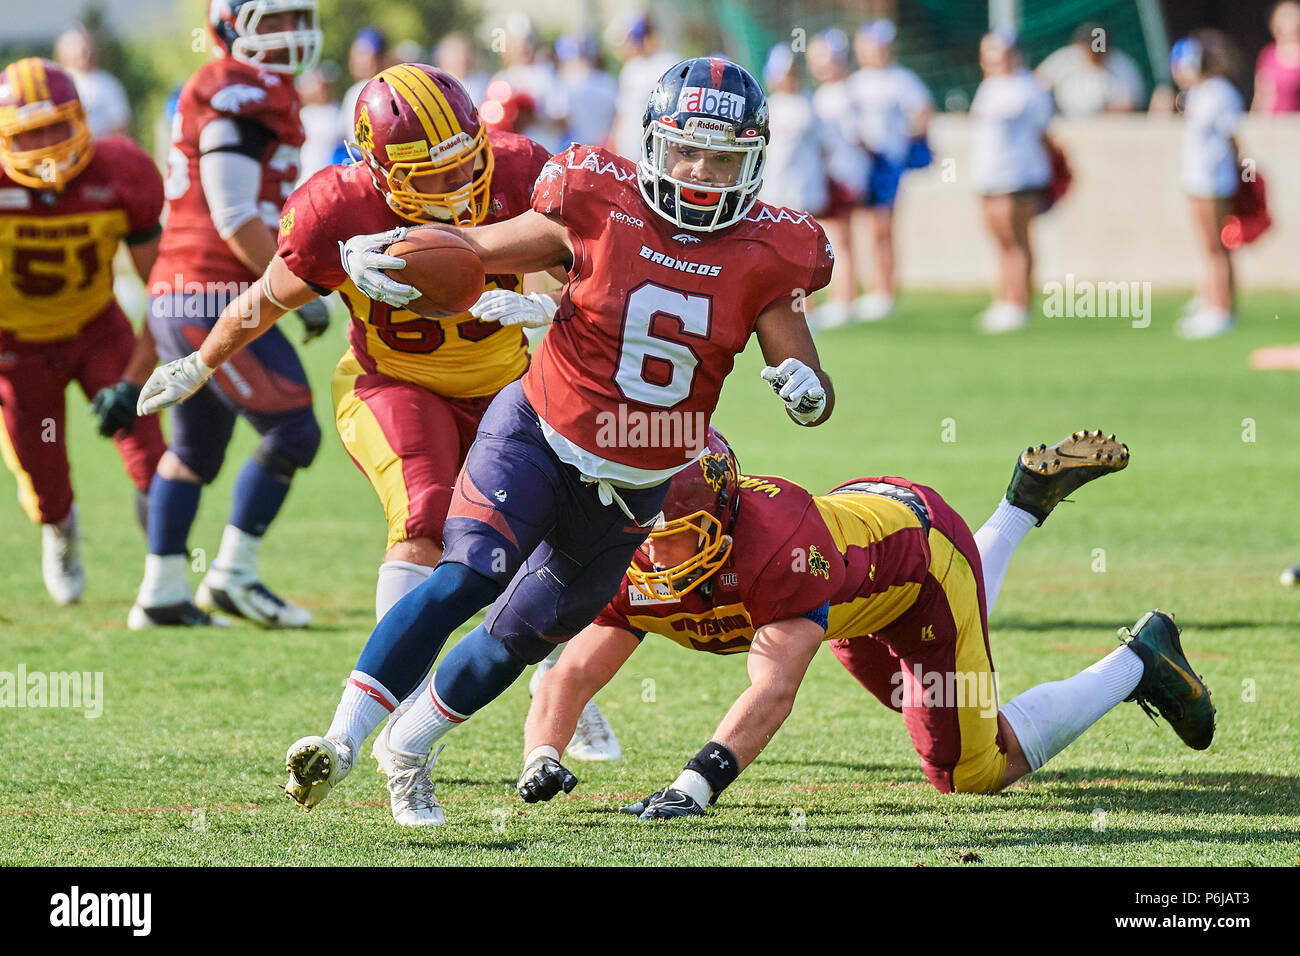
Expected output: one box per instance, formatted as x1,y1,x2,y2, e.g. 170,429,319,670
295,299,330,344
90,380,141,436
620,787,705,821
517,754,578,803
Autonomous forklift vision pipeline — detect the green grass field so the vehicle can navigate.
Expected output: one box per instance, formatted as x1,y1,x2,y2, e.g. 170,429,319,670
3,292,1299,866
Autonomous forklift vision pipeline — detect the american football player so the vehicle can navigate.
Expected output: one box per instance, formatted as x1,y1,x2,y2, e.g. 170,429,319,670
253,56,835,826
128,0,326,629
0,57,166,605
518,428,1216,818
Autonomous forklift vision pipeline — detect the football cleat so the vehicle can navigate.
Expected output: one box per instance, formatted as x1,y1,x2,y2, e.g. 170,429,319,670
386,742,445,826
517,754,578,803
41,507,85,605
621,788,705,821
565,699,622,762
977,302,1029,334
127,600,228,630
1118,609,1215,751
370,699,414,777
196,569,311,628
1175,309,1235,340
1005,429,1129,525
284,734,353,810
1280,562,1300,586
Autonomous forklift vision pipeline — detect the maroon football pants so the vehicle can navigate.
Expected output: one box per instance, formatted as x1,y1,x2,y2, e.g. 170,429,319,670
0,302,164,525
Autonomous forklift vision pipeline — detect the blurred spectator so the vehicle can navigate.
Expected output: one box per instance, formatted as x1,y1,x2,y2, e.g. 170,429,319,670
970,31,1054,334
340,28,388,145
553,34,618,149
762,44,866,332
846,19,933,321
434,32,489,104
1171,32,1243,339
1253,1,1300,113
1035,22,1145,116
54,24,130,138
297,65,342,183
806,27,867,328
489,13,565,153
393,39,426,66
609,13,680,160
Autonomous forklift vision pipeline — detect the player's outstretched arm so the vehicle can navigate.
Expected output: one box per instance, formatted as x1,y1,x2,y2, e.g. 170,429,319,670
754,300,835,426
136,256,317,416
519,624,640,804
624,616,824,820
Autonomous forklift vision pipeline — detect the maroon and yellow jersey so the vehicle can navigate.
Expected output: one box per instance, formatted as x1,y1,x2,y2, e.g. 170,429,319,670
277,130,550,398
150,59,303,292
0,136,163,341
524,145,834,471
594,476,932,654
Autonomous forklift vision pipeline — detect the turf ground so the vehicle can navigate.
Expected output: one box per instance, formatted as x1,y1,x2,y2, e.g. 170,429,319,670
2,291,1299,866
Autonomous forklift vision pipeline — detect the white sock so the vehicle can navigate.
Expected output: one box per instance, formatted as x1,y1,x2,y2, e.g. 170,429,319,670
1000,645,1145,771
325,670,399,751
375,560,435,621
137,553,191,606
388,677,467,756
213,524,261,576
670,768,714,808
973,499,1037,613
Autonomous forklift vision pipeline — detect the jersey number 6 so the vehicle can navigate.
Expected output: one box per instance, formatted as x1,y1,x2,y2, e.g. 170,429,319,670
613,281,712,409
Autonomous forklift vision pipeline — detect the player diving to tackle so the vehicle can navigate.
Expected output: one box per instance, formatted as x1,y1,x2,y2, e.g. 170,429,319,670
517,429,1216,816
270,56,836,826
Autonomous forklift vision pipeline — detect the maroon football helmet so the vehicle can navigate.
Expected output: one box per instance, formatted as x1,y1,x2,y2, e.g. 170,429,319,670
349,63,495,225
0,58,93,191
626,427,741,600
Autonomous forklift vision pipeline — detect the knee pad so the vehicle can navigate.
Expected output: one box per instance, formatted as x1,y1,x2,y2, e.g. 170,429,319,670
258,408,321,472
171,440,227,485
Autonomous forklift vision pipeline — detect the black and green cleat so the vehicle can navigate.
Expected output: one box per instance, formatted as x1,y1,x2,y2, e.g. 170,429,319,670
1005,429,1129,526
1118,609,1215,751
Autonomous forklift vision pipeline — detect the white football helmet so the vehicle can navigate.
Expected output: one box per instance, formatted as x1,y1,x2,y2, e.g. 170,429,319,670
208,0,322,75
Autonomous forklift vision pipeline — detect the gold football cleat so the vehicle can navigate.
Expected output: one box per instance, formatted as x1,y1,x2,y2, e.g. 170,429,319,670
1006,429,1130,525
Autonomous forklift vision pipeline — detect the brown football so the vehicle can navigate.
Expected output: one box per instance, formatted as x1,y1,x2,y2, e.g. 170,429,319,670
384,229,485,317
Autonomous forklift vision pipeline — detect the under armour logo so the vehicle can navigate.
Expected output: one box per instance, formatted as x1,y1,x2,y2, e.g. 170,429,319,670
494,489,508,502
710,749,730,770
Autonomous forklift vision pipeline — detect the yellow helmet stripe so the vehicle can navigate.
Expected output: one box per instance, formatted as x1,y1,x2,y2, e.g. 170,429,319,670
403,66,464,139
33,60,50,101
14,59,37,104
383,66,457,146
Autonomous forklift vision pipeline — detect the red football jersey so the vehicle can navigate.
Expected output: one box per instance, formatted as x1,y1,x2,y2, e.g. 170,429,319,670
524,145,834,471
594,475,933,654
151,59,304,293
0,136,163,341
277,130,550,398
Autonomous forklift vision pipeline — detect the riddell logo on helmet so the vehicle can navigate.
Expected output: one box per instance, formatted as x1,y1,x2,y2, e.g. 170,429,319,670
676,86,746,122
430,132,473,161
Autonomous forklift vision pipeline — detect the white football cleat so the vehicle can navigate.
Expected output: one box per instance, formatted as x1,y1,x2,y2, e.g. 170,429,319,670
285,734,353,811
196,568,311,628
565,699,622,762
127,600,228,629
42,506,85,605
1281,562,1300,586
386,741,446,826
854,292,895,322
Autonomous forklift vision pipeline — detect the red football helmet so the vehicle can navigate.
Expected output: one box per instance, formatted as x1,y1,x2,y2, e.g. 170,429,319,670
0,58,94,191
349,63,495,225
626,427,741,601
208,0,322,75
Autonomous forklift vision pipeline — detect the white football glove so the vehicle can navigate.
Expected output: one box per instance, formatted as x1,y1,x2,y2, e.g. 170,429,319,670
760,357,826,424
136,351,214,416
338,226,419,307
469,289,558,329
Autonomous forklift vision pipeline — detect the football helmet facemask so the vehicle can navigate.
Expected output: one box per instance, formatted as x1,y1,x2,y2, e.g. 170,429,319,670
208,0,322,75
0,58,93,191
639,57,768,232
348,63,495,226
626,427,741,601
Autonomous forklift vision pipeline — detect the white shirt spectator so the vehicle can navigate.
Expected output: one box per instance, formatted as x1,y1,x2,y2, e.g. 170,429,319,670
811,78,861,148
970,69,1054,195
68,68,130,138
1181,77,1243,198
1036,44,1145,117
555,66,618,149
299,101,342,183
612,49,680,160
762,90,866,215
846,64,932,163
